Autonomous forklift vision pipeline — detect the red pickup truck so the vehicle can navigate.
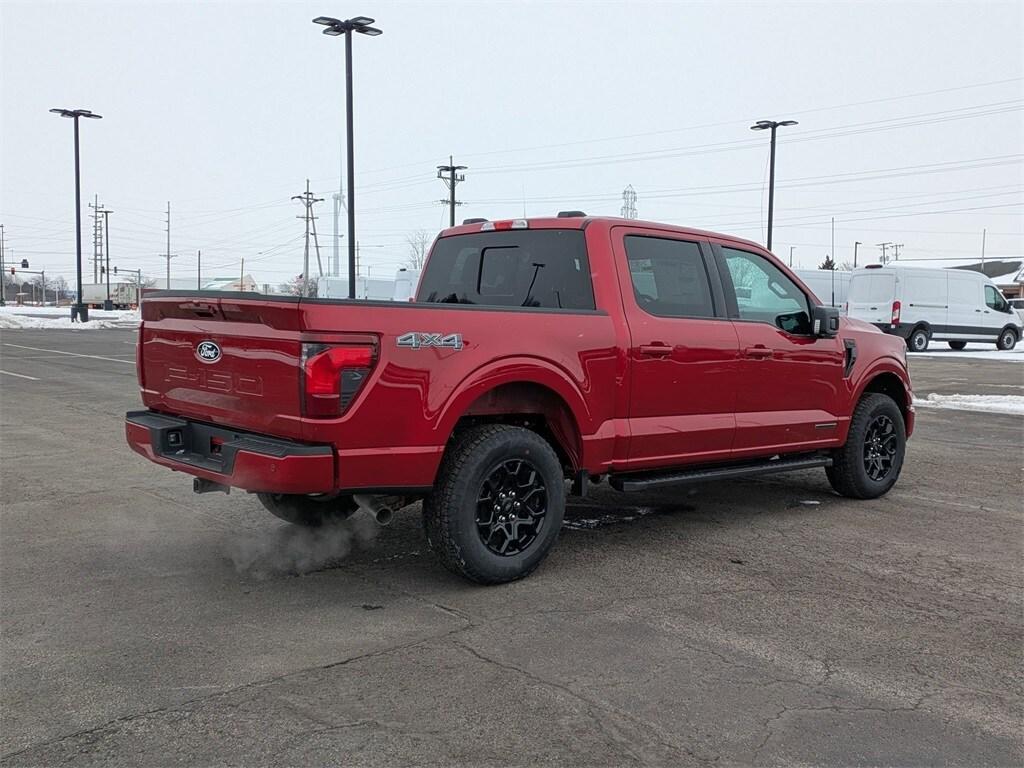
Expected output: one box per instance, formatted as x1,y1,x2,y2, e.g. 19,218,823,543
126,214,913,584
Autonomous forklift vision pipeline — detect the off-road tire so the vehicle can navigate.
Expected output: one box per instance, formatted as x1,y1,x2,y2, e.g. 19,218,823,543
907,328,929,352
257,493,358,527
948,341,967,350
826,393,906,499
423,424,565,585
997,328,1018,351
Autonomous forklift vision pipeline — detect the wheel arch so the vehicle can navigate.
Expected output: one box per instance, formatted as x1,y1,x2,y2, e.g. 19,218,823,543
436,360,590,473
854,366,911,427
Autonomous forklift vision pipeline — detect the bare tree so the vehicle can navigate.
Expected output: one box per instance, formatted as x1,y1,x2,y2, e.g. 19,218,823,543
405,229,432,270
819,255,836,271
278,274,318,297
838,261,855,271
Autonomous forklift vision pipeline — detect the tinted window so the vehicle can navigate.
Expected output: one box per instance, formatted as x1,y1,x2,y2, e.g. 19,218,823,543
722,247,811,333
624,236,715,319
417,230,595,310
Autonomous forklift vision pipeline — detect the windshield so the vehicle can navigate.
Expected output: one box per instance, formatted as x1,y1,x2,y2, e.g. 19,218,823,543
416,230,595,310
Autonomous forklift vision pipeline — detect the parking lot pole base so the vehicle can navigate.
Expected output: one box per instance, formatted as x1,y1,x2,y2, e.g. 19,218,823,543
71,303,89,322
103,299,113,311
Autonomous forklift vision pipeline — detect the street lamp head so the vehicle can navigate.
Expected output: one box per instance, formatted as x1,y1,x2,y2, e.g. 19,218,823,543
778,120,799,127
321,26,344,35
357,25,382,36
750,120,773,131
312,16,342,25
347,16,375,25
50,107,102,119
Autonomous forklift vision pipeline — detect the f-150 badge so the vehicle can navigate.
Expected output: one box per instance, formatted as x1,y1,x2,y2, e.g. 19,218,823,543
397,332,463,350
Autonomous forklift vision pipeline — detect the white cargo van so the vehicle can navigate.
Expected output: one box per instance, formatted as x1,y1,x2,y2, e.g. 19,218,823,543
846,265,1022,351
794,269,850,307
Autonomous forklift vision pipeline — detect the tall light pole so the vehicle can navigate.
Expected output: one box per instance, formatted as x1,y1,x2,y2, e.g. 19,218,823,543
313,15,382,299
50,108,102,322
750,118,798,252
854,241,862,268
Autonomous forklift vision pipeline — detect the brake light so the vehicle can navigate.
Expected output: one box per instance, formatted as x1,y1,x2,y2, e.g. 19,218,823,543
891,301,901,326
480,219,528,231
301,343,376,418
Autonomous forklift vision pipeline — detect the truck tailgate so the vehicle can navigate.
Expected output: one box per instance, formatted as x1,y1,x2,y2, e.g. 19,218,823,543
139,295,307,440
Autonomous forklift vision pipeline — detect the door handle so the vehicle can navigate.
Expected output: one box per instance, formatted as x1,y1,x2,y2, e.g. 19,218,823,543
744,345,773,359
639,344,672,357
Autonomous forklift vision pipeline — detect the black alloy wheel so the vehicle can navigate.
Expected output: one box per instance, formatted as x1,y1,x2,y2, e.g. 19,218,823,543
476,459,548,556
863,414,898,482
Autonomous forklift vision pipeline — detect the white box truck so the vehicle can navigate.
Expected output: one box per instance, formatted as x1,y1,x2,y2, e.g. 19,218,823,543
846,265,1022,351
82,282,139,309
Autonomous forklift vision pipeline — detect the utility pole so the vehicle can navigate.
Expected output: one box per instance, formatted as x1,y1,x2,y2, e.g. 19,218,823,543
165,202,175,288
877,242,894,265
292,180,324,296
240,257,245,291
893,243,904,262
89,195,104,283
854,241,862,269
981,228,987,267
789,246,795,267
197,250,202,289
436,156,467,227
0,223,5,306
620,185,638,219
96,207,114,313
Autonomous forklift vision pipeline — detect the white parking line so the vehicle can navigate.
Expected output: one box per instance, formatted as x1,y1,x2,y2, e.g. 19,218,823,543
1,343,135,365
0,369,40,381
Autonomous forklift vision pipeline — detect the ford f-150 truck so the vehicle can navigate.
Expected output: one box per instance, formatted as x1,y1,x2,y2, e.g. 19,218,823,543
126,214,914,584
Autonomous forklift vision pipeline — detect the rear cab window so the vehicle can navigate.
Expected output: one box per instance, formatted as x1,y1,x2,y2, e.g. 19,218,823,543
623,235,716,318
416,230,595,310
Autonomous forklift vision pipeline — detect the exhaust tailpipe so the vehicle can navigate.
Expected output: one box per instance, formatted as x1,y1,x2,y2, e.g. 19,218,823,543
353,494,407,526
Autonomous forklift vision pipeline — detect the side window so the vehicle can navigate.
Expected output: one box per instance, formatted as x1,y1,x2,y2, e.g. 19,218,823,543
721,247,811,334
623,236,715,319
985,285,1009,312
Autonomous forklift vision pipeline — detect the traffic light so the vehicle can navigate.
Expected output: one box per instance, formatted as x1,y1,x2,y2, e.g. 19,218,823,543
20,259,29,268
113,266,118,275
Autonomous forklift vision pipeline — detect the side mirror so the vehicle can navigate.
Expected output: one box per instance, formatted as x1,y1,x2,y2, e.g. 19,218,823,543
812,305,840,338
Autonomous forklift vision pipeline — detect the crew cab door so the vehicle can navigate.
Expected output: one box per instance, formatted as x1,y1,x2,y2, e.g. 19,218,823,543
712,243,846,456
612,228,739,470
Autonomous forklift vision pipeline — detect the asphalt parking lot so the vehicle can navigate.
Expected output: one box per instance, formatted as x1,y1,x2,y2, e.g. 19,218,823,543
1,328,1021,766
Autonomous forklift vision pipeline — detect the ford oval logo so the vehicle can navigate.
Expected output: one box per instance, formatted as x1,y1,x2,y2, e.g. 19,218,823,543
196,340,221,363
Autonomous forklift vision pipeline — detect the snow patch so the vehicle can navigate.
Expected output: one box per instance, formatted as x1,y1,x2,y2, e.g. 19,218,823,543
0,307,139,330
913,343,1023,363
914,393,1024,416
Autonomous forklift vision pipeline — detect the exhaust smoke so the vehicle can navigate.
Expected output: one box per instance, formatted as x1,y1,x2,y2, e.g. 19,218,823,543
226,514,378,578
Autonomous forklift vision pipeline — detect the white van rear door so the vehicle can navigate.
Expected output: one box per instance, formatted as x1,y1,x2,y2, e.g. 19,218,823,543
847,272,895,324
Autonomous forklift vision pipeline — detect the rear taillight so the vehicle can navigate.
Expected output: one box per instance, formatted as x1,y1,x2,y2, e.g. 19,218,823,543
891,301,901,326
301,343,376,418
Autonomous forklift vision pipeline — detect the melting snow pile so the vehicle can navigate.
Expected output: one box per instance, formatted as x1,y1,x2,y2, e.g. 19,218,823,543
0,308,140,330
915,393,1024,416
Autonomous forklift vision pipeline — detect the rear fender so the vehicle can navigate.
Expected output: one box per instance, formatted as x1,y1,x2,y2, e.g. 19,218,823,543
436,357,593,468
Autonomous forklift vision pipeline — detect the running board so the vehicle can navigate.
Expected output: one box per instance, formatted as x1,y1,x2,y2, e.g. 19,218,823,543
609,454,832,493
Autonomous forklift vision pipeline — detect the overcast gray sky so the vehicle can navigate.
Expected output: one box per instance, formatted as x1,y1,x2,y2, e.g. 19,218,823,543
1,0,1021,288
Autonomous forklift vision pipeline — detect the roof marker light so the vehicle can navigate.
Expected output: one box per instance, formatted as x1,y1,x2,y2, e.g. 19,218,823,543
481,219,529,231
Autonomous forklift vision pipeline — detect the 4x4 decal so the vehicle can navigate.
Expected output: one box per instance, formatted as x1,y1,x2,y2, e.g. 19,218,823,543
397,332,463,350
